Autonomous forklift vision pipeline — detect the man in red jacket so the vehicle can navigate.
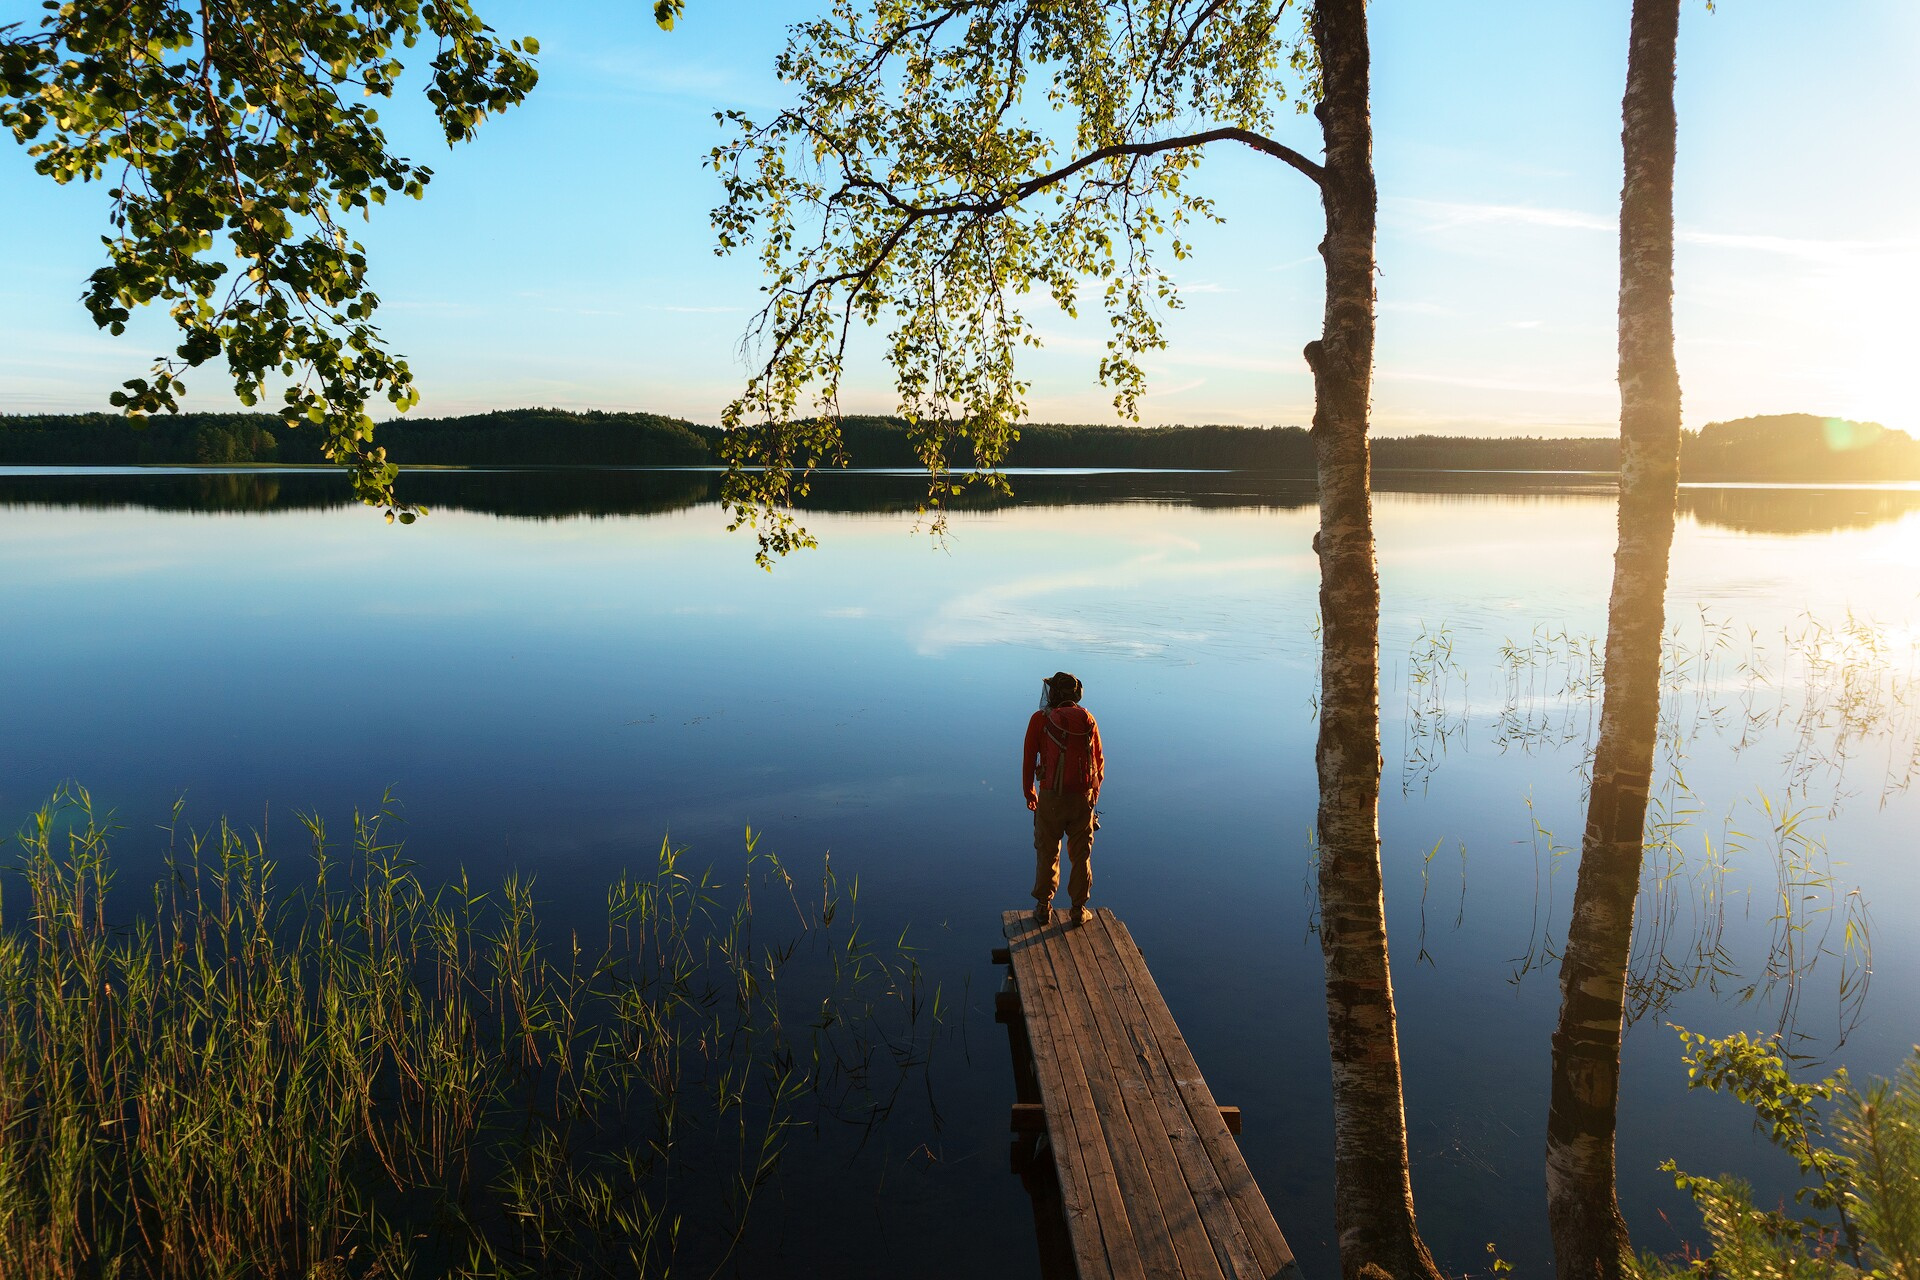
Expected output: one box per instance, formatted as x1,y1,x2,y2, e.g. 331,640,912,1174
1023,671,1105,927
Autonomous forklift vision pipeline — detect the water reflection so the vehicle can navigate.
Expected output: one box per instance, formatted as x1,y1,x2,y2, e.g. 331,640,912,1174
1680,485,1920,535
1395,605,1907,1049
0,466,716,518
4,466,1918,1279
9,466,1920,537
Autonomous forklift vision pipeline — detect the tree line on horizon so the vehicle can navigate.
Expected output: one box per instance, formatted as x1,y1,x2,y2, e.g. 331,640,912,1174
3,408,1912,481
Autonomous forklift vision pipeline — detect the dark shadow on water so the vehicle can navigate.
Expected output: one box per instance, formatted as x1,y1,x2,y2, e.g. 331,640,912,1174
4,466,1918,535
0,467,719,518
0,466,1319,517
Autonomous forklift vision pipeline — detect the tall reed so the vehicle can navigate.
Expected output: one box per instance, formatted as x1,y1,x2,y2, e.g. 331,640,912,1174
1384,609,1890,1050
0,786,934,1279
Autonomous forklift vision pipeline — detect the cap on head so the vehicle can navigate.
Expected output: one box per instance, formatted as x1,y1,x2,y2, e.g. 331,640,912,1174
1044,671,1083,706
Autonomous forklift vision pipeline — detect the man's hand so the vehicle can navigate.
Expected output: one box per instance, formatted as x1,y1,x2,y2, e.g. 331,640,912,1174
1025,788,1038,811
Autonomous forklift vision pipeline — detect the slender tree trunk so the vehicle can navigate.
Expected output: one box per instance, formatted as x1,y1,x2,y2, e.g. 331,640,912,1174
1545,2,1684,1277
1307,3,1441,1277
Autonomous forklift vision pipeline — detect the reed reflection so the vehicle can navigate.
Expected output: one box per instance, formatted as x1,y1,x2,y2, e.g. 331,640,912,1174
1392,606,1905,1051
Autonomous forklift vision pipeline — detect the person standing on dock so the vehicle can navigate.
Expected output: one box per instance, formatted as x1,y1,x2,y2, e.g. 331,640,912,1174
1023,671,1106,927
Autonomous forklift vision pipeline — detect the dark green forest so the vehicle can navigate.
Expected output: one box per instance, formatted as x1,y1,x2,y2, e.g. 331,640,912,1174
2,408,1911,480
0,408,716,467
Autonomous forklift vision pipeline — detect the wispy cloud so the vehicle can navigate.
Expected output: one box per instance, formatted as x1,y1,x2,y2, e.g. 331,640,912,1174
551,40,784,110
1379,300,1464,318
1393,197,1920,266
1676,227,1920,265
1393,198,1614,235
387,298,496,317
1264,253,1321,274
1378,367,1613,397
1153,348,1308,377
917,552,1308,657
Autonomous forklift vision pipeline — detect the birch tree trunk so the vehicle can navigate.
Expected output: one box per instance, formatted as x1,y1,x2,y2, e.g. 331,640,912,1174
1545,2,1684,1276
1308,3,1442,1276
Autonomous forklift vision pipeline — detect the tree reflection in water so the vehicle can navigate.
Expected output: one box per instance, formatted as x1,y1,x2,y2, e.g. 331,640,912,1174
5,466,1920,533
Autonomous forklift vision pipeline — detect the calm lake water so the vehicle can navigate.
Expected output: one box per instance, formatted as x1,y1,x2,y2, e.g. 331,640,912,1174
4,466,1918,1277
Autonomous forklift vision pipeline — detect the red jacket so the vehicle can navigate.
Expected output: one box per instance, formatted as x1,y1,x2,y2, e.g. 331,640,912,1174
1023,705,1104,800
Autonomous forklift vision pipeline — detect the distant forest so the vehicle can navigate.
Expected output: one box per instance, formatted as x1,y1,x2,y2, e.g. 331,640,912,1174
2,408,1913,481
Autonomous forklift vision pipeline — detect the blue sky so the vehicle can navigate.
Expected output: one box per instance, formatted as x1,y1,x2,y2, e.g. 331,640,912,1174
3,0,1915,437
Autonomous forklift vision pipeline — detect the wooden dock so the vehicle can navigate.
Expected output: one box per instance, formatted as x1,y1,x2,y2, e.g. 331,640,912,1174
995,907,1301,1280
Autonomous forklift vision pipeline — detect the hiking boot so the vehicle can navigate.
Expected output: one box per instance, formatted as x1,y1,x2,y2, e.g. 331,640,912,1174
1070,904,1091,926
1032,902,1050,927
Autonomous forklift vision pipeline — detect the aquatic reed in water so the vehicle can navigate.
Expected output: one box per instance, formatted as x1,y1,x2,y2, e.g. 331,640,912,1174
0,786,935,1278
1384,609,1894,1050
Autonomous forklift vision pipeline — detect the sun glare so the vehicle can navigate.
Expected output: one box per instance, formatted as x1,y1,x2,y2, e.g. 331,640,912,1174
1871,513,1920,574
1843,255,1920,437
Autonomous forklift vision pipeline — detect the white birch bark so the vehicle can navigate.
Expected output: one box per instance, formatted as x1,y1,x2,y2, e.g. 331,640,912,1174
1545,2,1684,1276
1309,3,1442,1276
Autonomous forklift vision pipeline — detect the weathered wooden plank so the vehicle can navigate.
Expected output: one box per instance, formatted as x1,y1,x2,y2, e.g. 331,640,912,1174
1002,909,1299,1280
1014,1101,1241,1136
1056,908,1230,1280
1034,913,1191,1280
1018,914,1158,1280
1006,911,1149,1280
1005,913,1112,1280
1100,914,1301,1280
1076,911,1267,1280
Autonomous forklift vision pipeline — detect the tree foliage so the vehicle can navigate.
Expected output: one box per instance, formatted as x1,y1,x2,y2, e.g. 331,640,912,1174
0,0,543,515
711,0,1325,562
1633,1030,1920,1280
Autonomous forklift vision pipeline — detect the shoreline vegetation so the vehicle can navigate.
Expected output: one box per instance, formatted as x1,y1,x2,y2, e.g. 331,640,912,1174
3,409,1917,483
0,786,937,1279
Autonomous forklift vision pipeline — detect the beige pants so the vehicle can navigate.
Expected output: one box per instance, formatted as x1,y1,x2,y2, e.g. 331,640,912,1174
1032,788,1095,908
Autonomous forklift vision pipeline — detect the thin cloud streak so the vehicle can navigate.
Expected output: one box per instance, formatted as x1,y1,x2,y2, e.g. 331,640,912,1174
1395,197,1920,265
1379,368,1614,397
1393,198,1614,235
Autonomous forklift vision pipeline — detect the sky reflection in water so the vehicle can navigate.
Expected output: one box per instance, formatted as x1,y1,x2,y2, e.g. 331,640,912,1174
2,468,1917,1278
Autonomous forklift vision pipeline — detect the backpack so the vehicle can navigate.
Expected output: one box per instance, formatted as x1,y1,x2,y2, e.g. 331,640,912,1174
1041,709,1095,792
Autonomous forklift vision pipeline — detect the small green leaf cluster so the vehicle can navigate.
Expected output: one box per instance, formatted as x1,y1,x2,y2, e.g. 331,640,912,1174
711,1,1316,564
1,1,540,514
1632,1027,1920,1280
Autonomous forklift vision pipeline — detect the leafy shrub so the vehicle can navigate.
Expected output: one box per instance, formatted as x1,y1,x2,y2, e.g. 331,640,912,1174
1633,1028,1920,1280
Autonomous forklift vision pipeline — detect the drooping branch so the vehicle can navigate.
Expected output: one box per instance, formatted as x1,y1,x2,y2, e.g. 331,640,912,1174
846,126,1323,222
740,124,1323,409
713,1,1321,563
755,122,1321,367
